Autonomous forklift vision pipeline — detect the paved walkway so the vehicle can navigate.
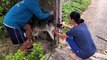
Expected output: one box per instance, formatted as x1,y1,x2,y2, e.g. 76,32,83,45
82,0,107,51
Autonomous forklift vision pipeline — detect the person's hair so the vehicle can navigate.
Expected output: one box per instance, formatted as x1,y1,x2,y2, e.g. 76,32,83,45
70,11,84,24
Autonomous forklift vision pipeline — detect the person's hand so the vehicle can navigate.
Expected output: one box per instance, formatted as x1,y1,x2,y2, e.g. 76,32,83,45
61,22,71,29
61,22,66,27
51,28,55,34
59,22,66,28
50,10,54,15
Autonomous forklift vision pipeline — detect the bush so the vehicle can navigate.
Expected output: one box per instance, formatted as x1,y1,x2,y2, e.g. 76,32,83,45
0,15,5,38
0,0,19,38
62,0,91,26
0,0,10,38
5,43,45,60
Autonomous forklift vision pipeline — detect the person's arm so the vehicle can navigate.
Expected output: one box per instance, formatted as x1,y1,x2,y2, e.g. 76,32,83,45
61,22,71,29
23,24,32,41
63,25,71,29
52,29,68,39
23,0,54,20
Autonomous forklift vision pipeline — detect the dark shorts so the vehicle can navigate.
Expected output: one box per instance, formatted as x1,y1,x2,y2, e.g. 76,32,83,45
5,26,27,45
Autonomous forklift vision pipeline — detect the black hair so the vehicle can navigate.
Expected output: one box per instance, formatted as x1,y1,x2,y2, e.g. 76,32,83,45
70,11,84,25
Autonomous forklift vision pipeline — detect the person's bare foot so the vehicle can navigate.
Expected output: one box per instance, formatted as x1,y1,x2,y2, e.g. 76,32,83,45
20,40,33,51
27,40,33,48
69,52,82,60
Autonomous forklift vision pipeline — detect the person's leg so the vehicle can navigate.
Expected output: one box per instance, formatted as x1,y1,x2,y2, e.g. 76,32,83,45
5,26,21,44
20,24,33,51
20,39,32,51
5,25,33,51
66,37,83,60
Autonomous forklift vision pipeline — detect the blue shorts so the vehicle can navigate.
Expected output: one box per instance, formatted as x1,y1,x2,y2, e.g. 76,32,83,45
66,37,95,59
5,26,27,45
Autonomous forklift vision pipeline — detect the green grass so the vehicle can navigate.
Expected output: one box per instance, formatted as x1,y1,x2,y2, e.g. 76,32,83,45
62,0,91,25
5,43,45,60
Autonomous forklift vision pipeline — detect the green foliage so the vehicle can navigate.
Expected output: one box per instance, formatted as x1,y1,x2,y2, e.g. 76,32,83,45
0,0,10,38
0,0,11,13
0,15,6,38
0,0,18,12
0,0,18,38
0,54,6,60
0,15,9,39
62,0,90,31
5,43,45,60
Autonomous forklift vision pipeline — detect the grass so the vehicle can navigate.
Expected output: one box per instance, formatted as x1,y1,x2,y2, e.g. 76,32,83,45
62,0,91,25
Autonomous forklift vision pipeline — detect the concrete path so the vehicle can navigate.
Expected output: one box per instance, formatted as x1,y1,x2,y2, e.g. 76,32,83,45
82,0,107,51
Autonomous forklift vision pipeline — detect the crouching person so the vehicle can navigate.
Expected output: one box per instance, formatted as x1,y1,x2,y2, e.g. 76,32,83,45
3,0,54,51
52,11,96,60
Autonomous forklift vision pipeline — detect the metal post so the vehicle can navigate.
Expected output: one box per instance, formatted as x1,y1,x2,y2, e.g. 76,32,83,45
59,0,62,22
55,0,62,46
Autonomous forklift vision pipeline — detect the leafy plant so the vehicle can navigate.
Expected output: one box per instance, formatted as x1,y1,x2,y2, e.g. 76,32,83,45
62,0,91,32
5,43,45,60
0,15,7,38
0,0,19,38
